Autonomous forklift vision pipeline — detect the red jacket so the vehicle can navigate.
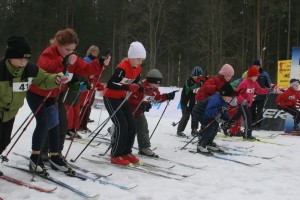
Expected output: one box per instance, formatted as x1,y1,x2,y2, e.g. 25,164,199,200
235,78,268,106
29,45,103,98
276,87,300,108
103,59,142,99
128,80,167,117
195,75,227,102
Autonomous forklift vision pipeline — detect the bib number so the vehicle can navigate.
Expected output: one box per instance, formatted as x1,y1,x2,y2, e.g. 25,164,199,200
13,82,29,92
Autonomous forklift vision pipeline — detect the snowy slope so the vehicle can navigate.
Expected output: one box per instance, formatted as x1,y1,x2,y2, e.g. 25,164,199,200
1,91,300,200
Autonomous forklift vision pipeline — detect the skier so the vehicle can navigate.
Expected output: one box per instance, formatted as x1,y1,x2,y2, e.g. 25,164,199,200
176,66,205,137
128,69,176,157
64,75,90,139
231,66,269,140
0,36,69,174
194,63,234,145
248,61,273,130
26,28,110,173
79,45,102,132
103,41,146,165
192,82,234,153
195,64,234,103
276,79,300,132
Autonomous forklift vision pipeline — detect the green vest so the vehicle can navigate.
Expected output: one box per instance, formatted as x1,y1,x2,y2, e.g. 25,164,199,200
0,59,58,122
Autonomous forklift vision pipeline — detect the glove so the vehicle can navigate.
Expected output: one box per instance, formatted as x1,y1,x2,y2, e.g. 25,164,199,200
166,91,176,100
129,84,140,93
139,103,152,112
218,107,228,114
55,73,69,84
68,54,77,65
98,56,111,66
223,120,234,129
79,82,87,91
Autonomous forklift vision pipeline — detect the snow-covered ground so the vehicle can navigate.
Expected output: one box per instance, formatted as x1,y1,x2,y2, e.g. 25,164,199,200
1,89,300,200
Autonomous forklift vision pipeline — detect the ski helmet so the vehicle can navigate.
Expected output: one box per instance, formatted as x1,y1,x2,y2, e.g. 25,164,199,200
146,69,163,84
191,66,203,76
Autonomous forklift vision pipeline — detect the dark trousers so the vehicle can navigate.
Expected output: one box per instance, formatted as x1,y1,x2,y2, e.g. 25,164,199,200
177,105,198,133
249,100,265,128
279,106,300,126
80,92,95,129
196,115,219,147
232,104,253,138
26,91,59,153
0,118,15,154
104,97,136,157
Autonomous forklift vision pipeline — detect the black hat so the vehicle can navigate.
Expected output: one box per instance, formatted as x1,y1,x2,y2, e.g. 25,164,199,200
290,78,300,87
146,69,163,84
5,36,32,59
253,59,261,66
220,82,234,97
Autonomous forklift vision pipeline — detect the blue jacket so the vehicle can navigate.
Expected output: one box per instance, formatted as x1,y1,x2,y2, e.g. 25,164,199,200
193,93,230,122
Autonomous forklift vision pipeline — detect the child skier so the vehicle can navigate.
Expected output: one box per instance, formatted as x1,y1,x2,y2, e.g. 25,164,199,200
177,66,205,137
128,69,176,157
0,36,68,175
103,41,146,165
276,79,300,132
192,82,234,153
231,66,269,140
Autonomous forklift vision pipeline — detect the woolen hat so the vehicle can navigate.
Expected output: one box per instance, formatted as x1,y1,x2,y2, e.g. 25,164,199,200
253,59,261,66
191,66,203,76
219,64,234,77
146,69,163,84
5,36,32,59
247,66,260,77
290,78,300,87
220,82,234,97
128,41,146,59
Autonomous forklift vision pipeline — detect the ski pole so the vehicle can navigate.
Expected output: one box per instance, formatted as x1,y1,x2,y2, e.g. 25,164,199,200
172,121,180,127
88,116,110,137
180,114,221,150
150,100,170,140
10,112,32,140
97,106,103,126
70,92,132,162
66,91,82,114
99,144,112,156
1,90,53,162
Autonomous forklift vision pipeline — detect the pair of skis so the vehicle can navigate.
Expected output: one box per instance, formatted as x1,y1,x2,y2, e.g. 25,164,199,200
188,150,261,167
83,155,196,180
4,165,99,198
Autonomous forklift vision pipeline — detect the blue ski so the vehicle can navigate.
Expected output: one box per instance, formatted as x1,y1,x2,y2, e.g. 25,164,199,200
189,150,261,167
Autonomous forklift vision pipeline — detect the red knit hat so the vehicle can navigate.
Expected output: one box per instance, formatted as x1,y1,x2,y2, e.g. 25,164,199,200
247,66,260,77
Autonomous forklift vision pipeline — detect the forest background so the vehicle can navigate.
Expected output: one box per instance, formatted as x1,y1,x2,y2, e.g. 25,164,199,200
0,0,299,86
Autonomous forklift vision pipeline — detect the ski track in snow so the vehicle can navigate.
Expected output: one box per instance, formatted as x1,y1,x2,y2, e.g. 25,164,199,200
1,99,300,200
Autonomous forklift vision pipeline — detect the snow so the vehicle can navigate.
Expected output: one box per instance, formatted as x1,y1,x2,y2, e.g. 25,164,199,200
1,88,300,200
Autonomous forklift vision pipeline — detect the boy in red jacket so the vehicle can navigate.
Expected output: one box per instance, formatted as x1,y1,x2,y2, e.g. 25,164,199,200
128,69,176,157
276,79,300,131
231,66,269,140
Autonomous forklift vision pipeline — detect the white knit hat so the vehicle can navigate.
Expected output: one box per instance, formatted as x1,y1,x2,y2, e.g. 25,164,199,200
128,41,146,59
